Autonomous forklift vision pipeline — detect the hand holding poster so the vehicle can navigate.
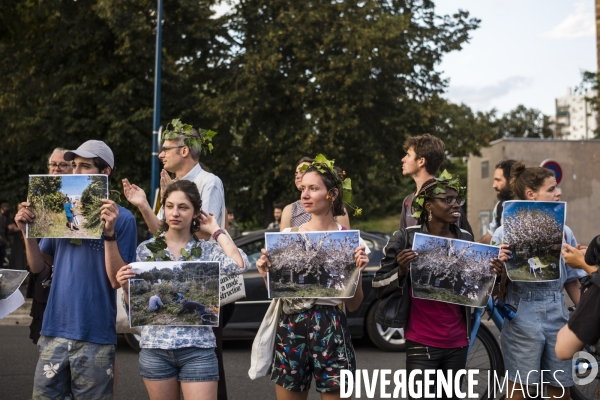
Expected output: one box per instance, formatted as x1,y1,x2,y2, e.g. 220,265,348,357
265,230,360,299
501,201,566,282
26,174,108,239
128,261,220,327
410,233,499,307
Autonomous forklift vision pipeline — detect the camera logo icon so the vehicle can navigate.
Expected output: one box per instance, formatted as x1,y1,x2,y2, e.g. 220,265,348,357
573,351,598,385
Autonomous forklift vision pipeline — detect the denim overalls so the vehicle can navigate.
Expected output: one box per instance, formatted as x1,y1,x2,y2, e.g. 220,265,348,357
492,225,586,387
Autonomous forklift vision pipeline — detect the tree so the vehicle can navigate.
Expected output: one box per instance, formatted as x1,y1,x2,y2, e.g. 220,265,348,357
28,176,64,213
206,0,481,224
492,104,554,140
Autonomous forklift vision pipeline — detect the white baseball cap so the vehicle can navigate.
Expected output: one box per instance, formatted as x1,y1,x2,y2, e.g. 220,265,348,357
64,140,114,169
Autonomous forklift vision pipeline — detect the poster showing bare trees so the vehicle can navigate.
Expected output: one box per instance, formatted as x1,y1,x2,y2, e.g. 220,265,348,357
502,201,566,282
128,261,220,327
410,233,499,307
265,231,360,298
27,174,108,239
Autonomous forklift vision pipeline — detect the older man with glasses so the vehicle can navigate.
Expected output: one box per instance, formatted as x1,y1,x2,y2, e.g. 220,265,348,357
47,148,74,174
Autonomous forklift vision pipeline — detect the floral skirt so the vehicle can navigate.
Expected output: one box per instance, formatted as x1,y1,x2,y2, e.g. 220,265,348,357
270,304,356,392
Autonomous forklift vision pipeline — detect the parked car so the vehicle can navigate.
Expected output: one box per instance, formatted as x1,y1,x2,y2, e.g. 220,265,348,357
119,228,406,352
223,229,406,352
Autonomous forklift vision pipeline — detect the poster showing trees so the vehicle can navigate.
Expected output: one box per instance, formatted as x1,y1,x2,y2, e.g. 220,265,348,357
26,174,108,239
501,201,565,282
128,261,220,327
410,233,499,307
0,269,29,300
265,231,360,298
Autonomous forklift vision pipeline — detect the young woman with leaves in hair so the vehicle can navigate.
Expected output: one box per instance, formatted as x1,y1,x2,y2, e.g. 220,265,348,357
255,155,368,400
279,157,351,231
373,172,506,399
117,180,248,400
491,161,584,400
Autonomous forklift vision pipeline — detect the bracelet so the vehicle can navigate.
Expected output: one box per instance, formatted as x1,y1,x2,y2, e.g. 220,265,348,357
212,229,227,241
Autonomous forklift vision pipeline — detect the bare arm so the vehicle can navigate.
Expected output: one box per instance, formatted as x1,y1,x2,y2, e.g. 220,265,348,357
565,279,581,306
279,204,293,231
199,211,244,268
14,202,53,273
478,233,492,244
336,208,351,229
556,324,585,360
101,200,130,289
122,179,161,234
344,246,369,312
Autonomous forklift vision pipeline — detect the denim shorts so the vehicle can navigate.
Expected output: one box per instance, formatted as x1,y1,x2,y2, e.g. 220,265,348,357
66,216,73,223
139,347,219,382
501,286,573,387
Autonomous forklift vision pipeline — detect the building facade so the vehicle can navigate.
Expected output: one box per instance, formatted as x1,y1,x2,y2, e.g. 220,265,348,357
467,138,600,245
555,88,597,140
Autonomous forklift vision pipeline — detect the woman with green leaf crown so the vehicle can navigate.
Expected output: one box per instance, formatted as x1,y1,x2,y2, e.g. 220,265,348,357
117,180,248,400
279,156,351,231
372,172,507,399
255,154,369,400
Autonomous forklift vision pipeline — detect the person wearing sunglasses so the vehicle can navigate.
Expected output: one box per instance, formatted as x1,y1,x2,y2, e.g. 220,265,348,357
374,172,506,399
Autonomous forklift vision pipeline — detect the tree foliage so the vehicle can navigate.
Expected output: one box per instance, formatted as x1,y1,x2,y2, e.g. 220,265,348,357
28,176,64,213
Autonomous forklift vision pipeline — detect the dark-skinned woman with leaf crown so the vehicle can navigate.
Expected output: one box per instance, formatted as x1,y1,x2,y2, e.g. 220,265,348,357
117,180,248,400
372,171,508,399
253,154,369,400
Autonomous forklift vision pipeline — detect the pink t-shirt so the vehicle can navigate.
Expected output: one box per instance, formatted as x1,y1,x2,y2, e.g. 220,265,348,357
404,287,469,348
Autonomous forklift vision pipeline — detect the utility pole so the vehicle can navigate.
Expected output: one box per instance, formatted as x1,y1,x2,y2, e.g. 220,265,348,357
151,0,164,210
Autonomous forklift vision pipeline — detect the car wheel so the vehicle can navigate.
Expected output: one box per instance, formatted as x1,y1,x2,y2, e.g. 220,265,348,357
124,333,141,352
366,301,406,352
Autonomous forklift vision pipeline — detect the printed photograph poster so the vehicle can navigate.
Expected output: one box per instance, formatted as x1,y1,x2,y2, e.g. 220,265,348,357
501,201,566,282
0,269,29,300
410,233,499,308
265,230,360,299
128,261,220,328
26,174,108,239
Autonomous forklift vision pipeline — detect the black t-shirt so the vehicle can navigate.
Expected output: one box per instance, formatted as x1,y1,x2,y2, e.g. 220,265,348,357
568,283,600,345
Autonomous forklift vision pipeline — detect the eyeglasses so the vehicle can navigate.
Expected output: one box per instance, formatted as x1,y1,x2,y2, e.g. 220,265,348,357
160,145,185,153
48,162,72,170
431,196,465,206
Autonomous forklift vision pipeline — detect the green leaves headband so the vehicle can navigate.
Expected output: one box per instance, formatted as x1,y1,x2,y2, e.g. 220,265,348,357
162,118,217,155
411,169,465,220
298,153,362,216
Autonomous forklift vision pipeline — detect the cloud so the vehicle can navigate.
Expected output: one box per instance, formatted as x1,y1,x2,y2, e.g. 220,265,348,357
446,76,533,107
541,1,595,38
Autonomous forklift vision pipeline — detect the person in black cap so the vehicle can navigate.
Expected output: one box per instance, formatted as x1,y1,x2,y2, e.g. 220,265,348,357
14,140,138,399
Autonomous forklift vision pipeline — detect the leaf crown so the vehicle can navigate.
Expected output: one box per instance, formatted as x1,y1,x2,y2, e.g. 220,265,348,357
411,169,465,220
162,118,217,155
298,153,362,216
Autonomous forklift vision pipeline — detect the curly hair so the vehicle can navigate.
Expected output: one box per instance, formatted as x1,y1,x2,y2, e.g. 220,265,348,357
158,180,203,233
302,166,346,217
403,134,445,175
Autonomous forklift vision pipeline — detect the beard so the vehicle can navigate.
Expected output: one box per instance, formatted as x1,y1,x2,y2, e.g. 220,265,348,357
496,186,512,202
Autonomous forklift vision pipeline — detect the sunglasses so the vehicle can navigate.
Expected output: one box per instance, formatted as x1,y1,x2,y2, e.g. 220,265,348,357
431,196,465,206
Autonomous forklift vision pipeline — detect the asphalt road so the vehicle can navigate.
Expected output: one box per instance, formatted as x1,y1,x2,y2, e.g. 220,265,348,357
0,326,411,400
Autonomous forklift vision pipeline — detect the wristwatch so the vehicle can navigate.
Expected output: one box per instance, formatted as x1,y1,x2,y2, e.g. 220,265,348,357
104,232,117,242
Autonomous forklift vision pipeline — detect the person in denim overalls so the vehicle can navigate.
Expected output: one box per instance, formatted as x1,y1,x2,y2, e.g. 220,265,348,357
492,162,585,400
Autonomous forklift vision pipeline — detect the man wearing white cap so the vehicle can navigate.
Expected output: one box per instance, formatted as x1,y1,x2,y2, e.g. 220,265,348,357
15,140,138,400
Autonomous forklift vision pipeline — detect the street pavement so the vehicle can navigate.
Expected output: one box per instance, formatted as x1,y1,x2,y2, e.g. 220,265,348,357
0,325,412,400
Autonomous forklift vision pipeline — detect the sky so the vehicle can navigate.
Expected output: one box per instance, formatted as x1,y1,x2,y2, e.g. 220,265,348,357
435,0,596,115
212,1,596,116
59,175,106,197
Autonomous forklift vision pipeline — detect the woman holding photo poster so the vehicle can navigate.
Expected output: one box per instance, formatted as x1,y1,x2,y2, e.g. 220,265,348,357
491,161,585,400
255,155,369,399
373,172,507,399
116,180,248,400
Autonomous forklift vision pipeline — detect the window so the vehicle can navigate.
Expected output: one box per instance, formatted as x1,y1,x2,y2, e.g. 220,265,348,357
481,161,489,179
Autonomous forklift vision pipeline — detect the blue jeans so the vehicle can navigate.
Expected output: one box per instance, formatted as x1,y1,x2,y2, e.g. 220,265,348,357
139,347,219,382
